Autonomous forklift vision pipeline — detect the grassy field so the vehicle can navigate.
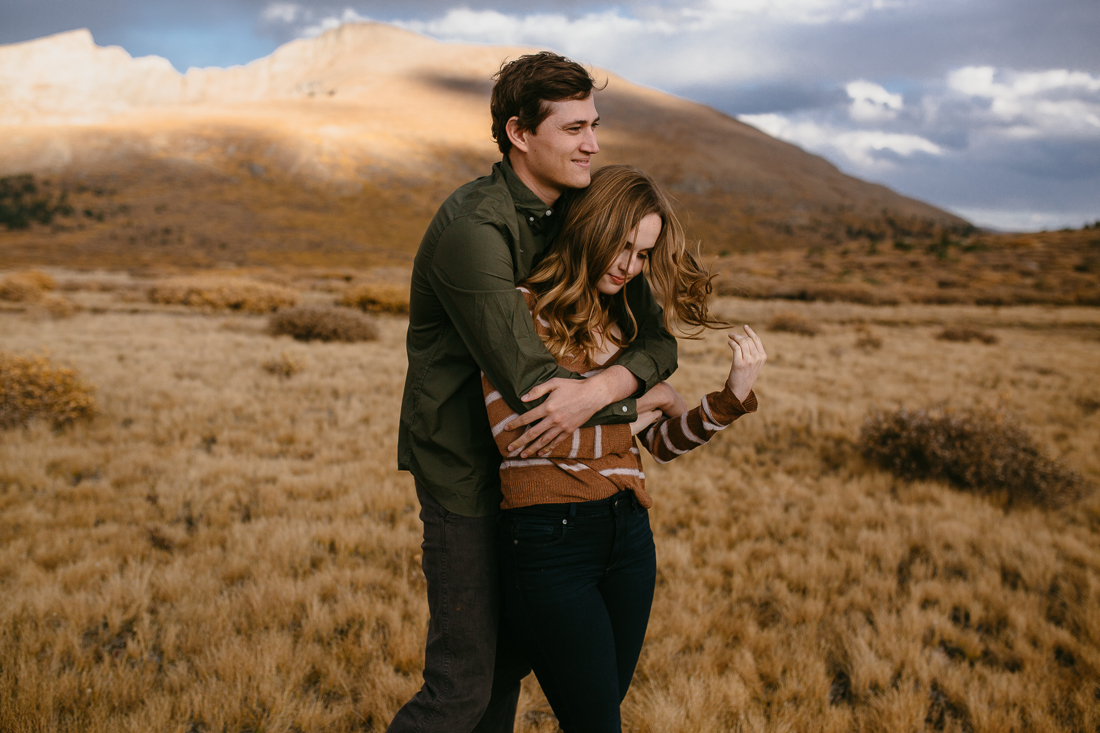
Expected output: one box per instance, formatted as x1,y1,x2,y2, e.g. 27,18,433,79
1,274,1099,732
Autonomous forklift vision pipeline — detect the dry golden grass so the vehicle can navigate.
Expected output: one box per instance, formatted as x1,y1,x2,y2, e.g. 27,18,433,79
1,295,1098,732
338,282,411,315
0,351,95,429
148,276,299,313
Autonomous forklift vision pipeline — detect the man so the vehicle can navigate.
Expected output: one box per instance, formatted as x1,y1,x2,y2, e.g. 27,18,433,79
390,51,678,733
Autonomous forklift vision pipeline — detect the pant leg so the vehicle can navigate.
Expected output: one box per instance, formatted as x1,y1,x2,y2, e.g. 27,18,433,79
387,481,523,733
498,505,623,733
601,497,657,703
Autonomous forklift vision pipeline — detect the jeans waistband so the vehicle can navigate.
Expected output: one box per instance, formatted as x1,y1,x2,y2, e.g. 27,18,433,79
502,492,639,521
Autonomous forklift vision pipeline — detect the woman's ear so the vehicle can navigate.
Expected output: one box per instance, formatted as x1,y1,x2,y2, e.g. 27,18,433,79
506,116,530,153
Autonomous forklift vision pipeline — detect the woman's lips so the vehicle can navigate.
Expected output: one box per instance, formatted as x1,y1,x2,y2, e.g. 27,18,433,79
608,274,625,286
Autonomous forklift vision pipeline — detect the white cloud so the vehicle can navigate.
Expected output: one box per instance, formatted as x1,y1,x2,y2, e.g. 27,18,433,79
302,8,370,38
945,65,1100,137
261,2,302,24
739,112,941,168
846,80,903,121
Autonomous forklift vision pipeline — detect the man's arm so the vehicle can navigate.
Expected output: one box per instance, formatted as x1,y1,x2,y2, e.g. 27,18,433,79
616,275,679,393
429,218,639,430
507,274,679,456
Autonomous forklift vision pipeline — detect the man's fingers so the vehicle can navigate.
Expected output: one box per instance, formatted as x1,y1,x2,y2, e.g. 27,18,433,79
508,421,551,455
505,404,547,432
523,426,565,458
521,379,559,402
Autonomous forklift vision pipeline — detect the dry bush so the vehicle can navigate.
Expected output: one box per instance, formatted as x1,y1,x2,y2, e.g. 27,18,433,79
268,306,379,342
338,282,410,314
0,352,95,429
0,270,56,302
149,276,298,313
859,406,1087,507
768,311,820,337
937,326,999,344
854,331,883,350
263,351,306,378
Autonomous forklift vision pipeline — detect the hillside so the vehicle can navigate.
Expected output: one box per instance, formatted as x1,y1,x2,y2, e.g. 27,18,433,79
0,24,970,270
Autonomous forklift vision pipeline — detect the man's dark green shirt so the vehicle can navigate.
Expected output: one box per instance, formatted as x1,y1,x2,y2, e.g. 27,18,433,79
398,157,678,517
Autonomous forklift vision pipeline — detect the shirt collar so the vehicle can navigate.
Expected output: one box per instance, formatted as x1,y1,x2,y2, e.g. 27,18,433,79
499,155,560,224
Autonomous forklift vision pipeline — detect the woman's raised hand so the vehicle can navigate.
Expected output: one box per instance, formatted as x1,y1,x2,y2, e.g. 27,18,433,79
727,325,767,403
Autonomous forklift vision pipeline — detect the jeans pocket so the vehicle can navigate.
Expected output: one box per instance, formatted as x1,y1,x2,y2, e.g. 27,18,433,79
512,519,570,548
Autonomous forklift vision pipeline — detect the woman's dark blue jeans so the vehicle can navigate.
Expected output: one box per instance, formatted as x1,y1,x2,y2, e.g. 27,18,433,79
498,492,657,733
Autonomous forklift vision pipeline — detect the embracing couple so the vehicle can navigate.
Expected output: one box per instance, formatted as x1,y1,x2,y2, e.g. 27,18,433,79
391,52,766,733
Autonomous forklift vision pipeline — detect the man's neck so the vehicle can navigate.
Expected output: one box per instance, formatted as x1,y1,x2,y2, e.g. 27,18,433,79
507,151,561,207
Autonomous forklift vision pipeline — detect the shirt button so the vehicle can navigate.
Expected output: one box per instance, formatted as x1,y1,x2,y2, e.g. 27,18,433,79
528,216,534,222
622,406,628,412
545,210,552,216
562,519,567,525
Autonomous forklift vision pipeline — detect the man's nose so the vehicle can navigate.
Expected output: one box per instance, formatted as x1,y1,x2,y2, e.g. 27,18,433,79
581,126,599,154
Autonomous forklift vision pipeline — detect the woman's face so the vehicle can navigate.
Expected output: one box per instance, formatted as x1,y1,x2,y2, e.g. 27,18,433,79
596,213,662,295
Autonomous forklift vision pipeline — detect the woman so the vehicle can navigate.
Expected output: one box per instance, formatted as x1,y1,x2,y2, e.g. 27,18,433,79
482,165,767,732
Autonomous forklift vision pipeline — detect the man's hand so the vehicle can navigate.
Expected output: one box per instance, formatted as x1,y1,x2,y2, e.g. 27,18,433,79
506,365,638,457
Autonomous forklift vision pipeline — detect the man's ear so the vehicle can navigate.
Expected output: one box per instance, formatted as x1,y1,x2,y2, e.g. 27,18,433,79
506,116,531,153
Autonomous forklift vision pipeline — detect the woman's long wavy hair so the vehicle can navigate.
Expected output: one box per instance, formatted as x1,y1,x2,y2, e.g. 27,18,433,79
525,165,725,361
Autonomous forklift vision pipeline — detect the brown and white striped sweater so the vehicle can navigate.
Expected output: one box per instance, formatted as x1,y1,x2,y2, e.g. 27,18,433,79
483,287,757,510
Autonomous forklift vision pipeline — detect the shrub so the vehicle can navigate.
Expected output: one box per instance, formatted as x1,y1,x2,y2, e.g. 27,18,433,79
0,175,73,230
855,332,883,350
338,282,410,314
937,327,998,344
263,351,306,378
0,270,56,302
768,311,819,337
149,277,298,313
268,306,378,343
0,352,96,429
859,406,1086,508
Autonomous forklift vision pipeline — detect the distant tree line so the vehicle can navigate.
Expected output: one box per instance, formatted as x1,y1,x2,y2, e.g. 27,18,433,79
0,175,73,230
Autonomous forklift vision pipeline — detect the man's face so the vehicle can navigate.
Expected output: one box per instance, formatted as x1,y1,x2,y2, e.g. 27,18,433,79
515,96,600,199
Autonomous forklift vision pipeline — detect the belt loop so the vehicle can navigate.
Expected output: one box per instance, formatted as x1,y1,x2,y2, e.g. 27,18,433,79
569,503,577,518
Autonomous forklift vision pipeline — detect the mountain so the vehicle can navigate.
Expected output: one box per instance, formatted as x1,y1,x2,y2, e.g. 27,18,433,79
0,24,969,270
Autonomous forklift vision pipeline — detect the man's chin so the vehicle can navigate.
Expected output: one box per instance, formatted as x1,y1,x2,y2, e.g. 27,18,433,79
571,170,593,189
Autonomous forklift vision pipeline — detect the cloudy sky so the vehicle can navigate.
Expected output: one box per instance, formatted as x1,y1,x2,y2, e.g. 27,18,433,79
2,0,1098,231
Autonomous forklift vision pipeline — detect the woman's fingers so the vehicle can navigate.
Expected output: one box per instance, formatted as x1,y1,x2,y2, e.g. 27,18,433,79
744,324,766,356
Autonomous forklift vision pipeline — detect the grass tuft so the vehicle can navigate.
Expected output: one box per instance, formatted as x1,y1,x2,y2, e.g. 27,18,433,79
937,326,999,344
262,351,306,378
0,270,56,302
149,277,299,313
768,311,819,337
0,352,96,429
859,406,1087,507
337,282,410,314
268,306,379,342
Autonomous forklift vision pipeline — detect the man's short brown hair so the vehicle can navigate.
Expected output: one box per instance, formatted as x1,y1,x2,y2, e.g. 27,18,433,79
490,51,601,155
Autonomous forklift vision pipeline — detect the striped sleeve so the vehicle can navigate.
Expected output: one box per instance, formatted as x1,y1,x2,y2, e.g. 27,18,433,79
483,374,633,459
642,386,757,464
